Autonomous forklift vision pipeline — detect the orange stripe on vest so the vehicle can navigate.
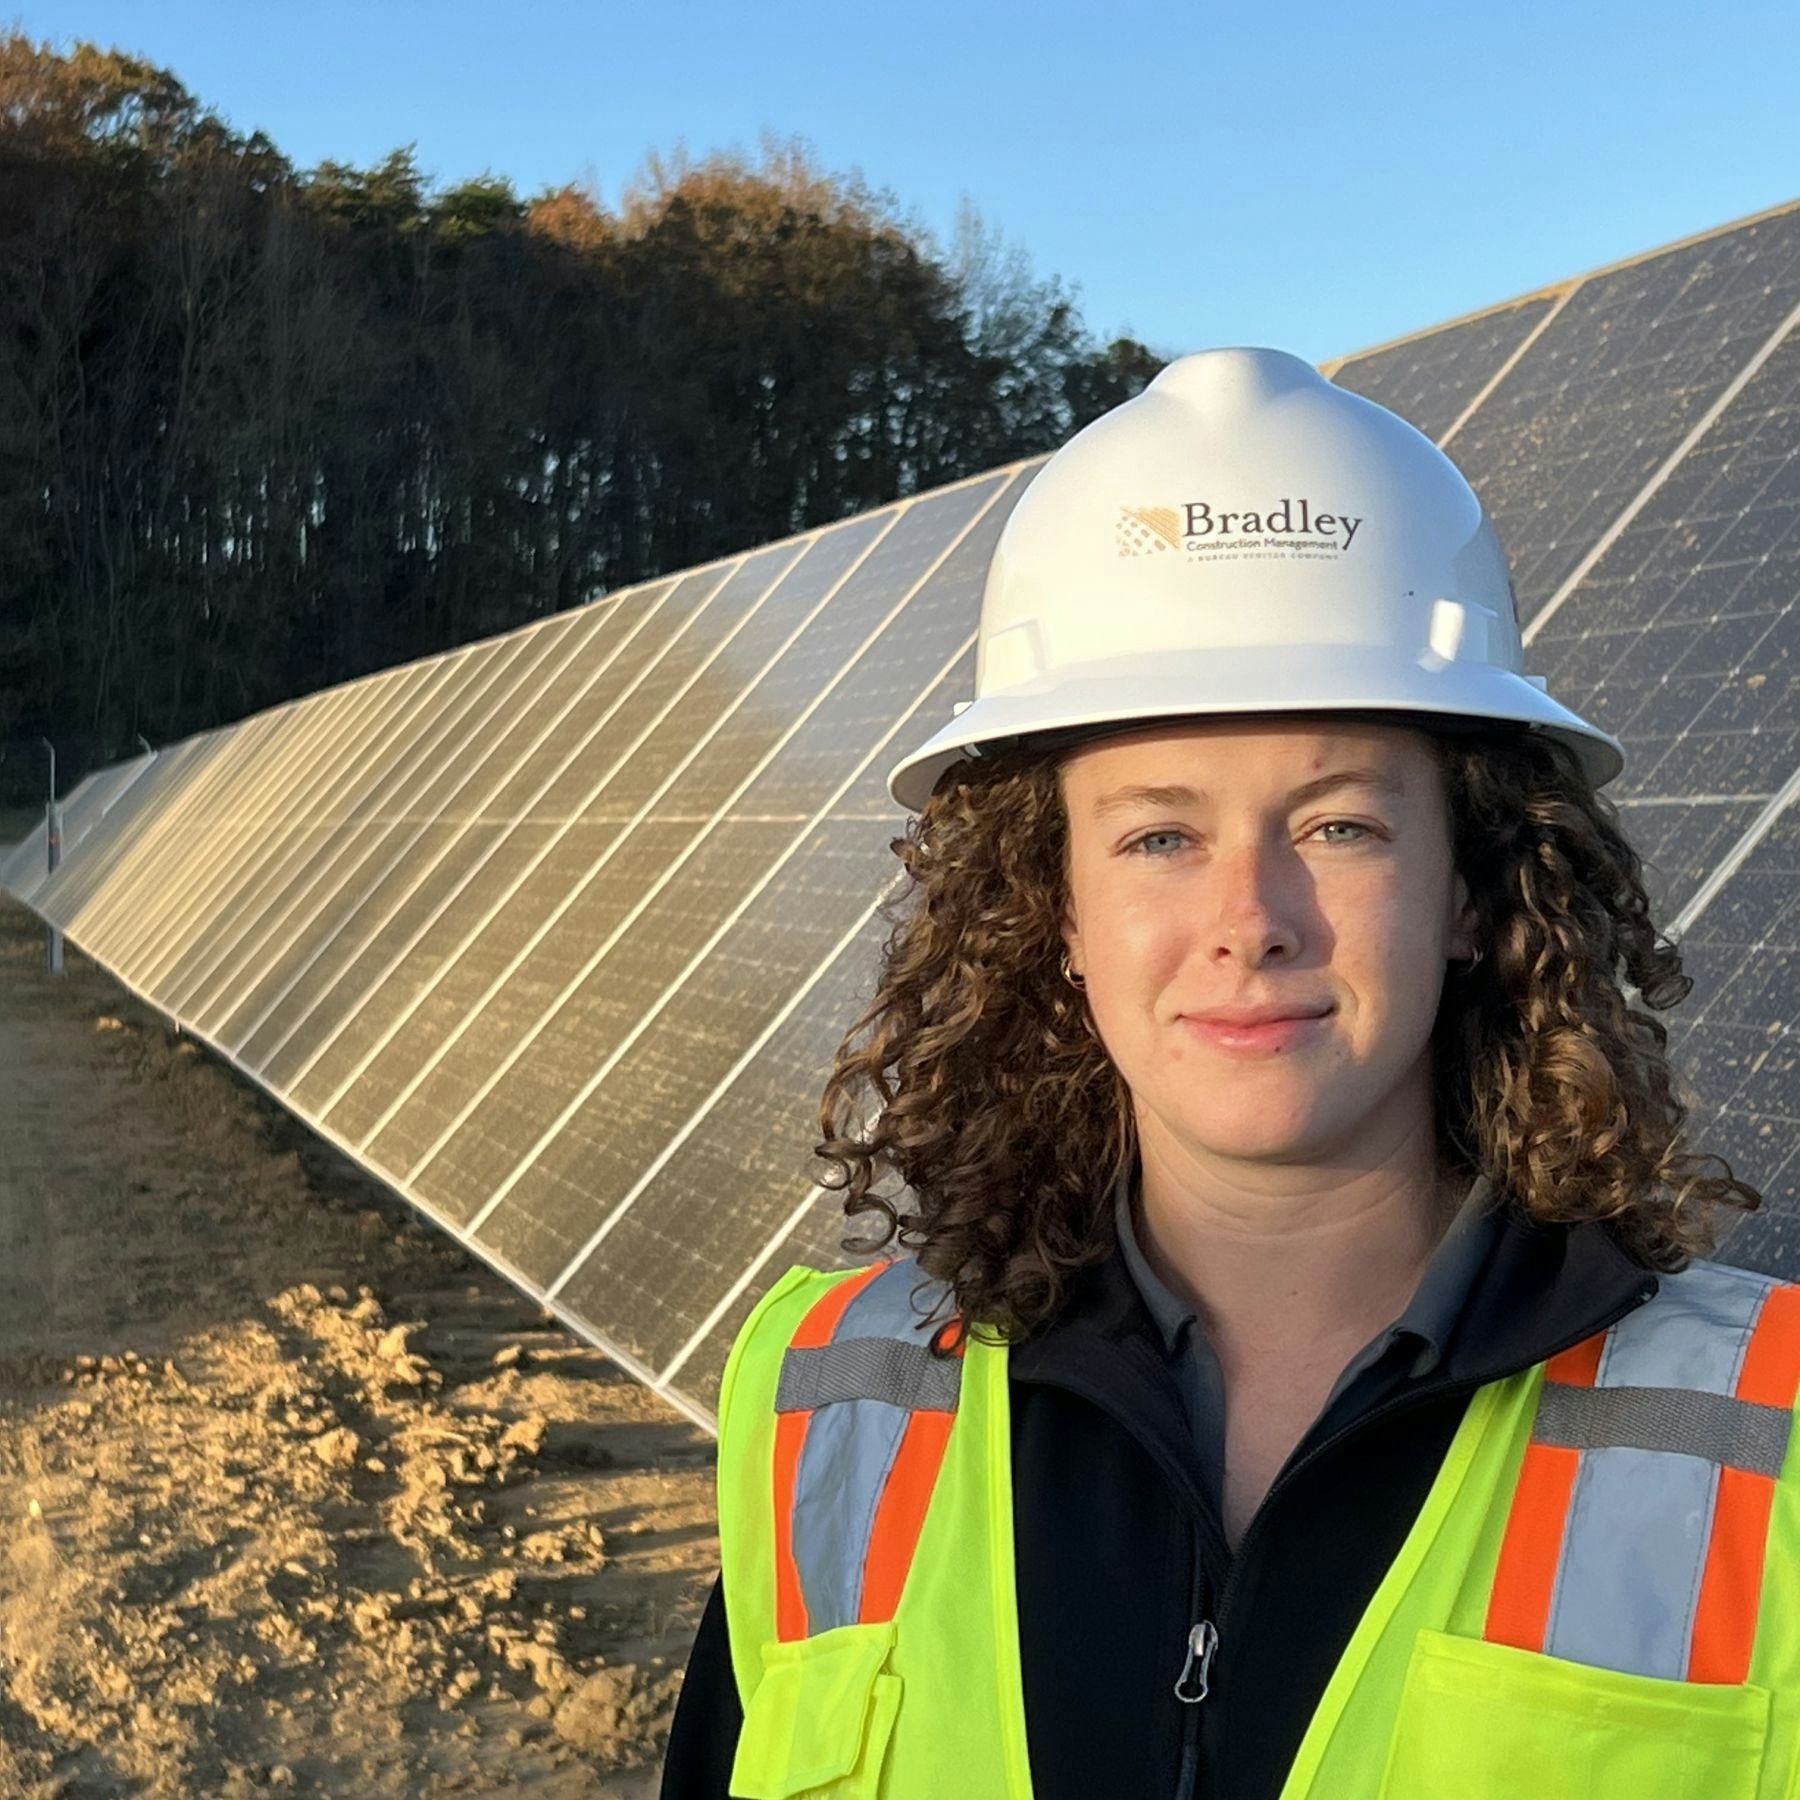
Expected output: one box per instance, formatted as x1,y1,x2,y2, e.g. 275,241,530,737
1687,1283,1800,1682
1483,1332,1603,1652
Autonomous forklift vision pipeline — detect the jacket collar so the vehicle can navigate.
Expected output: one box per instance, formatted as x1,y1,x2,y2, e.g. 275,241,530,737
1112,1164,1508,1386
1012,1191,1658,1399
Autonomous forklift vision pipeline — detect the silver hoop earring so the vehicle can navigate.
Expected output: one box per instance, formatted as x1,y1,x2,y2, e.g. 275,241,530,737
1457,945,1485,972
1060,950,1087,991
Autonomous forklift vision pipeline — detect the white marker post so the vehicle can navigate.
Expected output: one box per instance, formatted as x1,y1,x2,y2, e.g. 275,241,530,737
42,736,62,976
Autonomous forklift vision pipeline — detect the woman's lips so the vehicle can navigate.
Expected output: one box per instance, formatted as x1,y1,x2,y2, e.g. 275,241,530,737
1179,1009,1334,1056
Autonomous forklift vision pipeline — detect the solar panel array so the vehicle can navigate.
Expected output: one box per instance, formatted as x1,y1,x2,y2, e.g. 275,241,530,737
8,196,1799,1429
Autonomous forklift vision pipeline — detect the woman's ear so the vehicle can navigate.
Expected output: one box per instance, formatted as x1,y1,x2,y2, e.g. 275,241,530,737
1060,904,1083,978
1447,870,1478,962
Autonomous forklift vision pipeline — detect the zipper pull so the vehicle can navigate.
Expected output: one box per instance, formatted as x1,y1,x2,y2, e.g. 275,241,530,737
1173,1618,1219,1704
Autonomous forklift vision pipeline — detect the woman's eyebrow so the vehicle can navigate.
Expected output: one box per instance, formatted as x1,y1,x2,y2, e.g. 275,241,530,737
1089,768,1406,818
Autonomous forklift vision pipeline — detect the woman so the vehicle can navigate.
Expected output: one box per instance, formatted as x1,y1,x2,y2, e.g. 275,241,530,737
661,348,1792,1800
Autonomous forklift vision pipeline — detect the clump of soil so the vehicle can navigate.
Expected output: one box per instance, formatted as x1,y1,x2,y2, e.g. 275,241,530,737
0,896,719,1797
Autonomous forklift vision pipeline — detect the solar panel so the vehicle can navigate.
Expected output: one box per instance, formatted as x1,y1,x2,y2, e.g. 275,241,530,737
288,577,694,1125
1365,205,1800,626
257,545,805,1143
110,682,424,988
1519,321,1800,917
356,474,1013,1228
463,513,1008,1275
1658,803,1800,1277
1323,294,1560,443
10,198,1800,1430
164,647,526,1020
50,733,248,936
212,618,604,1055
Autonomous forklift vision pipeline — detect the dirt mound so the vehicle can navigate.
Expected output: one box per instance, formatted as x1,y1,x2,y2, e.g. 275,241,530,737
0,898,718,1797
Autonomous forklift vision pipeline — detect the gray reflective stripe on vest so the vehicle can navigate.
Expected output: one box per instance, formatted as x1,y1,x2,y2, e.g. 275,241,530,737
1533,1381,1791,1477
778,1336,964,1413
779,1259,961,1636
1537,1259,1791,1680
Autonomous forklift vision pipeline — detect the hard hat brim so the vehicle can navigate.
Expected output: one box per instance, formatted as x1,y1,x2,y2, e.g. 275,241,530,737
885,646,1624,813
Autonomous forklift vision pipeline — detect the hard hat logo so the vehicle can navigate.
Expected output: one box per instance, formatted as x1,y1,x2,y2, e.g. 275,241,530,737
1118,497,1365,561
884,345,1627,812
1115,505,1182,556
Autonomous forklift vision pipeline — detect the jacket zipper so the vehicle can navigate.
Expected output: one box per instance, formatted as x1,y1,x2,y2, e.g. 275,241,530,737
1174,1618,1219,1702
1012,1357,1228,1800
1169,1561,1214,1798
1017,1272,1656,1798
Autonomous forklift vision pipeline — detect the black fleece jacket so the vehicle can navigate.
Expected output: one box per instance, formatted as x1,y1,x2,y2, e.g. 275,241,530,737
659,1207,1658,1800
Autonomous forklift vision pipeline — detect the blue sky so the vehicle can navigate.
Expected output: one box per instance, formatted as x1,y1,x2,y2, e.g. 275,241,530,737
16,0,1799,364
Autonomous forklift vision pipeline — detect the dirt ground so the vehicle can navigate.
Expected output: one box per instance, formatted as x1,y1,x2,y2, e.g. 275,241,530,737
0,892,720,1798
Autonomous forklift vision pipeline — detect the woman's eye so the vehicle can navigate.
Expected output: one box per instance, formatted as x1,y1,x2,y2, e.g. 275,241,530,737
1126,822,1373,855
1127,829,1189,856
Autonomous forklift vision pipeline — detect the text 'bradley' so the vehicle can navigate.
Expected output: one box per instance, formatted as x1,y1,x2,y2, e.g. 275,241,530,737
1183,498,1363,548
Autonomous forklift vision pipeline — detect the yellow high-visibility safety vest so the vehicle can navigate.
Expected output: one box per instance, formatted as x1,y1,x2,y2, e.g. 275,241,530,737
714,1253,1800,1800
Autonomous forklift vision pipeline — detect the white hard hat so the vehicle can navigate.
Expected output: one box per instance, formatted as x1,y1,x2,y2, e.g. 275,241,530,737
886,346,1624,812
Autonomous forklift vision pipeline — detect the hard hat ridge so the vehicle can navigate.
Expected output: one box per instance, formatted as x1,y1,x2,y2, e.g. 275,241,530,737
1139,343,1323,414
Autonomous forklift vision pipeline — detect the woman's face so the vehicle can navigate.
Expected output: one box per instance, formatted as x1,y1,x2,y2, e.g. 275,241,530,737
1058,717,1476,1172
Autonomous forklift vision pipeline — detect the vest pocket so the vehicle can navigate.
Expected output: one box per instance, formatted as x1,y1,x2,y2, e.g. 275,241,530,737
1376,1627,1770,1800
729,1619,903,1798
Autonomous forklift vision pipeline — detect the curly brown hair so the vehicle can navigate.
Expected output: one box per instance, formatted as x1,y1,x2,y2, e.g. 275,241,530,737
815,716,1763,1345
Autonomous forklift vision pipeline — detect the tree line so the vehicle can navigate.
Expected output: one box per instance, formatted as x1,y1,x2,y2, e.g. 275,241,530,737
0,33,1163,806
